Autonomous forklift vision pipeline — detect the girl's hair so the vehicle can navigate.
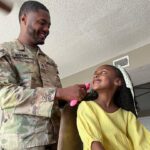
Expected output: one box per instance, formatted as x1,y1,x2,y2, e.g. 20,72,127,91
108,65,139,117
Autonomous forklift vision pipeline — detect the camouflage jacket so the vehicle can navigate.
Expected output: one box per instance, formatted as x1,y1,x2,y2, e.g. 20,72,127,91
0,40,62,149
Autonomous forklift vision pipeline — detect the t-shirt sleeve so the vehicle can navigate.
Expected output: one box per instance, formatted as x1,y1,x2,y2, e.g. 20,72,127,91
77,101,103,149
127,112,150,149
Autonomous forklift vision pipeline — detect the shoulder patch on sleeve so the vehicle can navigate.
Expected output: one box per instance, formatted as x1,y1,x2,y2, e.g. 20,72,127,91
0,48,7,58
0,42,14,58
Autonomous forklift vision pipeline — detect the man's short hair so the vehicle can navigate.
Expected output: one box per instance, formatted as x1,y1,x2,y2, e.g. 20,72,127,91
19,1,49,22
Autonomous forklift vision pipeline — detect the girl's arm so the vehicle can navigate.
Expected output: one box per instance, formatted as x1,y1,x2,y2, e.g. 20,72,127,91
92,141,105,150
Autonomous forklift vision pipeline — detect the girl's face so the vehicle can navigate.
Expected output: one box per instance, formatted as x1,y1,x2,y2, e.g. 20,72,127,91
92,65,121,91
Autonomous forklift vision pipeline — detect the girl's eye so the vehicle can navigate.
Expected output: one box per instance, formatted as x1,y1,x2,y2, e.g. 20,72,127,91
93,70,107,78
101,71,107,74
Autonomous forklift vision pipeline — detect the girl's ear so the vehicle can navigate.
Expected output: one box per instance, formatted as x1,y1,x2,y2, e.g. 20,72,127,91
114,78,122,87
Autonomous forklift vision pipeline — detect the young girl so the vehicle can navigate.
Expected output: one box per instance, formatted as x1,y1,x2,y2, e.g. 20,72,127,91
77,64,150,150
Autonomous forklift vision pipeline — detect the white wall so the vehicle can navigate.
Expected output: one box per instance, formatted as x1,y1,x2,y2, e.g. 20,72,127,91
139,116,150,131
62,44,150,87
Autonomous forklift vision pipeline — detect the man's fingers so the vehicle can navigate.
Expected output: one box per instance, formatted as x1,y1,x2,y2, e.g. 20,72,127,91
78,84,86,90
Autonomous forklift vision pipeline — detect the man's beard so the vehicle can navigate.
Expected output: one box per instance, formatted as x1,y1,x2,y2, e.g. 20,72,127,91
27,25,44,45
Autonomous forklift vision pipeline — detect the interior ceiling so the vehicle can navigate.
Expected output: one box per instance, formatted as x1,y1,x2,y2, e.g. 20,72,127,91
0,0,150,80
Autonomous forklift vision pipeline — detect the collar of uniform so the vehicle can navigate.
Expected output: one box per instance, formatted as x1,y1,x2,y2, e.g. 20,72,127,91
14,39,25,51
37,48,46,56
15,39,46,57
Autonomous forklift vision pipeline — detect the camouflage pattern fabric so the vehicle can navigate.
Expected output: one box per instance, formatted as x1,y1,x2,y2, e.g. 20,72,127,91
0,40,62,149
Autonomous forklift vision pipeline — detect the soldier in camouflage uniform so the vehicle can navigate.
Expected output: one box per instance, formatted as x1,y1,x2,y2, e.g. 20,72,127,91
0,1,87,150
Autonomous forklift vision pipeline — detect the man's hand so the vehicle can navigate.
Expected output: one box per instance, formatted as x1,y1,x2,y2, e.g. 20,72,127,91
56,84,87,102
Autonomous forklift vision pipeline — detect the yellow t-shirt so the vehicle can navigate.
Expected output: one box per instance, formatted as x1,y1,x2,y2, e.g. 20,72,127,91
77,101,150,150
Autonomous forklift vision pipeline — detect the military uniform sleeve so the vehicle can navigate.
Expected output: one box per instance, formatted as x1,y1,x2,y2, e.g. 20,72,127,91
77,101,103,149
0,49,56,118
127,112,150,149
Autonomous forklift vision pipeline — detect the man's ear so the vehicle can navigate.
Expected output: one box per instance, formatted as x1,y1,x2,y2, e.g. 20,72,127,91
114,78,122,87
20,14,27,25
